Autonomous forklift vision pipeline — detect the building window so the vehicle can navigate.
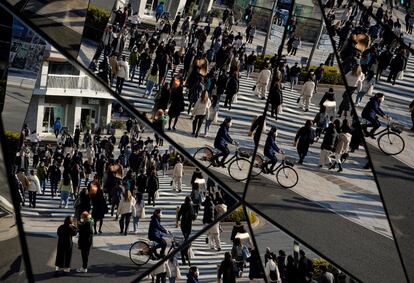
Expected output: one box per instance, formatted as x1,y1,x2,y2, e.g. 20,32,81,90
48,61,79,75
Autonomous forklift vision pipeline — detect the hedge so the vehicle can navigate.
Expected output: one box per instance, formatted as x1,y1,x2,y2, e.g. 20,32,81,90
111,120,125,129
83,4,111,41
223,206,257,223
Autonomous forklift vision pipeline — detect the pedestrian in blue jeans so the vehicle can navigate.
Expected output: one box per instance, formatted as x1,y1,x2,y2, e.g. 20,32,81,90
144,65,159,98
59,174,73,208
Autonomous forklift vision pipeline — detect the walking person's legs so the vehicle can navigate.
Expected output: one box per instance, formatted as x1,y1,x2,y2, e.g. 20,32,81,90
124,213,132,235
195,115,205,136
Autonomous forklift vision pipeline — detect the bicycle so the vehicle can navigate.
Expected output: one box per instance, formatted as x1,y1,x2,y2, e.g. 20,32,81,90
193,143,255,181
129,232,183,266
362,117,405,155
251,154,299,189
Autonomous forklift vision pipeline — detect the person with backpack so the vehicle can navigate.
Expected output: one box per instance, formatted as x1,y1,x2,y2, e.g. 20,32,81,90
313,106,329,140
190,183,203,214
265,253,281,283
319,123,338,168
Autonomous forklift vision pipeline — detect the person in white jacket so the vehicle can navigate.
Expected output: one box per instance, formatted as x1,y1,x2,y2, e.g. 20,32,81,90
167,255,181,283
28,169,41,208
265,253,281,283
132,193,145,233
300,77,316,112
172,157,183,192
191,90,211,137
256,65,272,99
116,55,129,94
117,189,136,235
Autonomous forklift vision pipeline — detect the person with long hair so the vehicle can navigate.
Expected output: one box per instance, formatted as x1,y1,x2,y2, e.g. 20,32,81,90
168,77,185,131
55,216,77,273
59,173,73,208
117,189,136,235
144,65,159,98
191,90,211,138
77,211,94,273
90,175,108,234
218,252,237,282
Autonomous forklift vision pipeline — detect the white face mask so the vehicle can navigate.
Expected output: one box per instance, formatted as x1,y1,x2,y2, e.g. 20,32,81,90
195,271,199,277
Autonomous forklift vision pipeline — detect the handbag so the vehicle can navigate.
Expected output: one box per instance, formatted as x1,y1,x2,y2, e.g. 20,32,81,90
323,100,337,108
141,206,146,219
277,104,283,114
155,190,160,200
188,246,195,258
252,84,256,91
232,93,238,103
296,95,302,103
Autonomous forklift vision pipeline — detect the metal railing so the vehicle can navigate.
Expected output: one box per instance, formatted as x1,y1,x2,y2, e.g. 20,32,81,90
46,74,107,93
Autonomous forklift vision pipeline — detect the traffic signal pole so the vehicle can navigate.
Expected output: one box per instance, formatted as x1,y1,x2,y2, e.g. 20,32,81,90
262,0,278,56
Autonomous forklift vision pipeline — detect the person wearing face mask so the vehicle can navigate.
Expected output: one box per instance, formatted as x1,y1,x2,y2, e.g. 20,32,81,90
263,127,284,174
148,208,169,258
361,93,389,138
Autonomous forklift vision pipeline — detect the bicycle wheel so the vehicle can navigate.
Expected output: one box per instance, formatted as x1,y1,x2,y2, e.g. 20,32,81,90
228,158,252,181
129,241,151,266
193,147,214,168
276,166,298,189
251,154,264,178
378,132,405,155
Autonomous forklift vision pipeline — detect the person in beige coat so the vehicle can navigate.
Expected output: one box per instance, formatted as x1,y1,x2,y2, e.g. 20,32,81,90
300,77,315,111
192,91,211,137
117,190,136,235
172,157,183,192
255,65,271,99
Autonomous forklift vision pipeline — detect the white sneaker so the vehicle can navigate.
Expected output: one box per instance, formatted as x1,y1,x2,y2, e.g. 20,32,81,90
55,266,60,271
63,268,70,273
76,267,87,273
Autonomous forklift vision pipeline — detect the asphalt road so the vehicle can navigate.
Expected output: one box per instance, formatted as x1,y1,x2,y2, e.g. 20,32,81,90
367,144,414,282
25,233,145,282
210,170,406,282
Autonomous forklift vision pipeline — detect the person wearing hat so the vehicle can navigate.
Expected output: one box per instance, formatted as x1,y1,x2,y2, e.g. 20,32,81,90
263,127,284,174
214,117,237,167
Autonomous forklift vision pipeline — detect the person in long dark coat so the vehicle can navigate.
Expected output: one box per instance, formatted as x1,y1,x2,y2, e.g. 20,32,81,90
75,187,91,221
90,178,107,234
55,216,77,273
269,81,283,119
154,82,171,113
77,212,94,273
167,78,185,130
218,252,237,283
294,120,315,164
177,196,195,240
247,249,265,281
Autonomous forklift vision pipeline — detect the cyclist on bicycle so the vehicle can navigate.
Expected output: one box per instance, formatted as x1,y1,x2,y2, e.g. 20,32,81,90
361,93,389,138
148,208,169,258
263,127,284,174
214,117,237,167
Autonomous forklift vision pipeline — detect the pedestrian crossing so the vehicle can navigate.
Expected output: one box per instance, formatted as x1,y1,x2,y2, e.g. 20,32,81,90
20,173,250,281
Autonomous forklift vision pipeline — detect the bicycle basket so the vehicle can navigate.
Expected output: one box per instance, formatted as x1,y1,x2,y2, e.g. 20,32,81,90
390,122,404,134
239,147,253,158
284,157,296,167
173,236,185,247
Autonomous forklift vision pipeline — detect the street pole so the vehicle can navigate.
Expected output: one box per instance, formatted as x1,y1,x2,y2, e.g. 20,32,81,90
262,0,278,57
306,15,324,69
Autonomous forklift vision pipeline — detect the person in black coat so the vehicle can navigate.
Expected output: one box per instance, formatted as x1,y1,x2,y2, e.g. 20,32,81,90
230,221,246,242
77,212,94,273
177,196,195,240
146,169,159,206
168,78,185,130
269,81,283,119
387,51,406,85
55,216,77,273
201,195,214,224
216,70,228,102
294,120,315,164
190,168,203,187
218,252,237,283
75,187,91,221
172,12,181,34
90,179,107,234
247,249,265,281
224,72,239,110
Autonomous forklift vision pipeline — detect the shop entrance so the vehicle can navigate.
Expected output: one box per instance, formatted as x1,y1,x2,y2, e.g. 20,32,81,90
80,108,96,132
42,105,64,133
